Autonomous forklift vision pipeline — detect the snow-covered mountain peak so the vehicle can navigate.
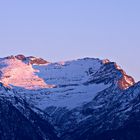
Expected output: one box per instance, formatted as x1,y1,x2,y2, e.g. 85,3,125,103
86,61,135,90
0,55,139,140
102,58,135,89
0,55,135,91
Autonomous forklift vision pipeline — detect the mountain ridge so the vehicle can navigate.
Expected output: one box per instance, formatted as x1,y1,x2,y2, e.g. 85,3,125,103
0,54,135,90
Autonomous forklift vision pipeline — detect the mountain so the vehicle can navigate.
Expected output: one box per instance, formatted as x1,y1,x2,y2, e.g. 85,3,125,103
0,54,139,140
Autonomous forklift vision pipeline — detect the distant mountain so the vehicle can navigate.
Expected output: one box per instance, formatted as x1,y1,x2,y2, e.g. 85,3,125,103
0,55,139,140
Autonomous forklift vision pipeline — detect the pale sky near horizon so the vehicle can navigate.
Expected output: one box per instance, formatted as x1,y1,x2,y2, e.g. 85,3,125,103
0,0,140,81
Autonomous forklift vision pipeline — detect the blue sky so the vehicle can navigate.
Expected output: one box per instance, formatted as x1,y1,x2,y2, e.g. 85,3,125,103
0,0,140,81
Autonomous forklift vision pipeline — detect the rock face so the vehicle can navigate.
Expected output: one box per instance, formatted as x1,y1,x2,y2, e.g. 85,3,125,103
114,62,135,89
27,56,49,65
6,54,49,65
86,61,135,90
0,55,140,140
